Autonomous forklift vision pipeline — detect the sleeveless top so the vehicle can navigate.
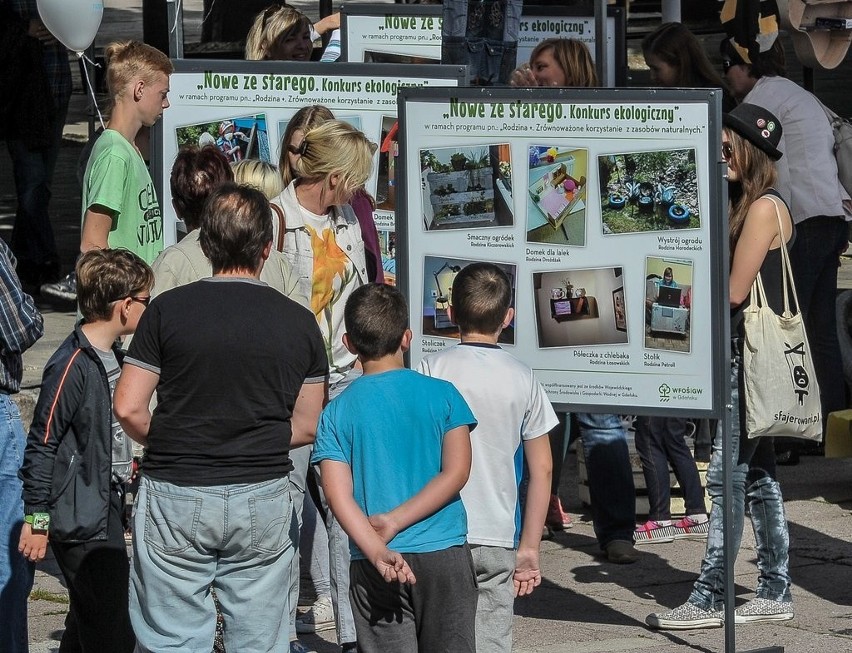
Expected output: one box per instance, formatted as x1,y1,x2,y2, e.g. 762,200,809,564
731,189,797,337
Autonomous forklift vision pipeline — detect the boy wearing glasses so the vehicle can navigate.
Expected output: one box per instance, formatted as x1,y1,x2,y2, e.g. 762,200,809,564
19,249,154,652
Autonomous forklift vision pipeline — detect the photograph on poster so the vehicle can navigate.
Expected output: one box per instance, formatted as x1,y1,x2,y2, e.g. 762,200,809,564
644,256,693,352
377,115,398,211
533,267,629,348
364,50,440,65
612,283,627,332
176,114,271,164
598,148,700,234
380,231,396,286
422,256,517,344
526,145,588,247
420,144,514,231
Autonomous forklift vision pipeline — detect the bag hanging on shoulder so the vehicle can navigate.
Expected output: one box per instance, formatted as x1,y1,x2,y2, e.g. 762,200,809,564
742,196,822,441
817,100,852,198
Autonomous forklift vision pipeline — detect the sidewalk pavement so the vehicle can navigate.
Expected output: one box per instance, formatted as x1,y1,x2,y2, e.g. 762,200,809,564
5,1,852,651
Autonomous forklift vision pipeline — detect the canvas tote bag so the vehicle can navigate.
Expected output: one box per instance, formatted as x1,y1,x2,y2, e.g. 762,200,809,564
742,196,822,441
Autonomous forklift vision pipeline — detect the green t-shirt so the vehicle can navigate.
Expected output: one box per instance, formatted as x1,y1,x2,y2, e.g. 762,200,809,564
82,129,163,264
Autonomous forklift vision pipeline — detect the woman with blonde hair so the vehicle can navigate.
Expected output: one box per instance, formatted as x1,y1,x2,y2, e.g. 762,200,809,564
280,105,384,283
510,38,597,87
647,103,795,629
272,119,376,653
245,4,340,62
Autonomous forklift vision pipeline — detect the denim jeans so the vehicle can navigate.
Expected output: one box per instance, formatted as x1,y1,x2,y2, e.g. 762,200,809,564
0,395,34,653
689,341,792,609
5,100,67,268
570,413,636,548
789,215,848,418
635,417,706,520
130,476,295,652
287,445,311,641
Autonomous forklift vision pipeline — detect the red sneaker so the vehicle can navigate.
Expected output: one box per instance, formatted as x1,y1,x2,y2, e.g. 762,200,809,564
546,495,573,530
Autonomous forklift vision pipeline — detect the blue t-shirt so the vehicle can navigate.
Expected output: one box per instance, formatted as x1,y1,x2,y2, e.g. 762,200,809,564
311,368,476,559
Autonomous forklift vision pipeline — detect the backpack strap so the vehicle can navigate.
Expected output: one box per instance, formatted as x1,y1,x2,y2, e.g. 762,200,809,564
270,203,286,252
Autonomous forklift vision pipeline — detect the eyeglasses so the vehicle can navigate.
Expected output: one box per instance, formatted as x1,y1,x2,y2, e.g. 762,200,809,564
721,142,733,160
722,59,733,73
129,296,151,306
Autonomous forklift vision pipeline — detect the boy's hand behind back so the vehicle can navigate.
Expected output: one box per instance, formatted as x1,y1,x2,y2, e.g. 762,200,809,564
374,549,417,585
368,512,400,543
513,548,542,597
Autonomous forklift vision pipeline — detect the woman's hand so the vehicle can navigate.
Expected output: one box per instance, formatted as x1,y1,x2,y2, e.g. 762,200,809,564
510,63,539,87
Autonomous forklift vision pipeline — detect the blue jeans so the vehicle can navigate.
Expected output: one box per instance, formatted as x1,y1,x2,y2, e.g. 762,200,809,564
570,413,636,548
287,445,311,641
130,476,295,652
789,215,848,417
689,341,792,609
5,100,67,268
635,417,706,520
0,396,34,653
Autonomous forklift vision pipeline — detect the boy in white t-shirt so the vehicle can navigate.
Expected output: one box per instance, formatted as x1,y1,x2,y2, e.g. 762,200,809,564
417,262,558,652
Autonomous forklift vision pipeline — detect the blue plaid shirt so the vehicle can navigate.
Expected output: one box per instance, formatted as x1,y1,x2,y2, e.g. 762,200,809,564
0,241,44,393
7,0,72,108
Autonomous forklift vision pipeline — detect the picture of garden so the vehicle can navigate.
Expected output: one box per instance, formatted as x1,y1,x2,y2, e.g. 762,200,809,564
598,148,700,235
419,144,514,231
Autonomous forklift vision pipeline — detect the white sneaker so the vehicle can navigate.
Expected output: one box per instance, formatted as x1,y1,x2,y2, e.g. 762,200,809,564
734,597,794,624
296,595,335,633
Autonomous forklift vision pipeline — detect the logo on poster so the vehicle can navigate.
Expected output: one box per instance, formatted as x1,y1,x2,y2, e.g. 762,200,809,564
658,383,671,403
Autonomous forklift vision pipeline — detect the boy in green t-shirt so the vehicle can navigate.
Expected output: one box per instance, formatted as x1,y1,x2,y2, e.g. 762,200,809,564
41,41,173,301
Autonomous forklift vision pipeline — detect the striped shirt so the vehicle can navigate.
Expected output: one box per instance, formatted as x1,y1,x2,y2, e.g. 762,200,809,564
0,240,44,393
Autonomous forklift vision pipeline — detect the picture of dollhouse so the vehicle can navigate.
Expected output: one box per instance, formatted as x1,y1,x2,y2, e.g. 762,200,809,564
528,157,587,230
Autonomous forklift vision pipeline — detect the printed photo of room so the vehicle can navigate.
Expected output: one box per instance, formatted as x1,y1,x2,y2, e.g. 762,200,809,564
644,256,693,353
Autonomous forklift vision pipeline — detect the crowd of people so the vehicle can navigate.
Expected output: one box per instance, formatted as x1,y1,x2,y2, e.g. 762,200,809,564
1,2,850,653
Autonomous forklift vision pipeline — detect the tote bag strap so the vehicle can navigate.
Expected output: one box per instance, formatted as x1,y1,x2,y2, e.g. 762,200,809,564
270,203,286,252
762,194,801,318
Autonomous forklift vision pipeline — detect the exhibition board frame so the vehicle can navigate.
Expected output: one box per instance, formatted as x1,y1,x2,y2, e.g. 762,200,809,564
340,4,627,86
397,86,729,418
151,59,467,247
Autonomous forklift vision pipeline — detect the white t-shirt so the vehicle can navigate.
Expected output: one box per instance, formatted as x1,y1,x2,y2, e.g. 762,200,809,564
417,343,559,548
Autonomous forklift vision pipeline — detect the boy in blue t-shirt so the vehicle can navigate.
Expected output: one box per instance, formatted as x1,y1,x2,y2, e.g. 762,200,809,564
311,283,477,653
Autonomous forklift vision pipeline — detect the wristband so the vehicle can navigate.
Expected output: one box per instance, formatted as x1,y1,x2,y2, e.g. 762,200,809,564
25,512,50,532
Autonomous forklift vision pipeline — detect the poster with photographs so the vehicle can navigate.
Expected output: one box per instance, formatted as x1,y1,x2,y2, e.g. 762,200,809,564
152,60,465,246
399,87,727,415
340,4,627,85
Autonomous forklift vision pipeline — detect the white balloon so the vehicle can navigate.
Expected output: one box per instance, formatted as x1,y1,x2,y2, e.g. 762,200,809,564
36,0,104,55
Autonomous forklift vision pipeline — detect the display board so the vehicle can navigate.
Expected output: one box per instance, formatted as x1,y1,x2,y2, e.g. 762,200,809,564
398,87,728,416
340,4,627,85
152,59,466,257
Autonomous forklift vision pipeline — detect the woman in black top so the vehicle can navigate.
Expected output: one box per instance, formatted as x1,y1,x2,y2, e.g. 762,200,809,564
647,103,796,629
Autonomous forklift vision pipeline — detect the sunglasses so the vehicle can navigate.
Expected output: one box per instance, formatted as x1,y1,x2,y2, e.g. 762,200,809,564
721,142,733,160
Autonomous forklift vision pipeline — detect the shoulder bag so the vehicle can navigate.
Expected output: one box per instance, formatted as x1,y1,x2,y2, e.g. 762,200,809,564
742,195,823,441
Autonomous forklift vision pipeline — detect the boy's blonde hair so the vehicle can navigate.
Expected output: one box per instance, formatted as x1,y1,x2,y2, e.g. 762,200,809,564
245,4,311,60
279,105,335,186
530,38,598,88
232,160,284,199
104,41,173,100
76,249,154,322
294,120,377,197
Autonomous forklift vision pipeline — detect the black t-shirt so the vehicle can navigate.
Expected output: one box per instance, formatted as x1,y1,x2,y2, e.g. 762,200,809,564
731,190,797,336
126,278,328,485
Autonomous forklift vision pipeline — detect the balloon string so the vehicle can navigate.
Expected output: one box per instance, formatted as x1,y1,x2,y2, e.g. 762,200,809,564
79,53,106,131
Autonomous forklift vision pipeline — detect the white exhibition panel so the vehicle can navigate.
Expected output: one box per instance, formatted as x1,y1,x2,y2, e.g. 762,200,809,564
400,88,727,415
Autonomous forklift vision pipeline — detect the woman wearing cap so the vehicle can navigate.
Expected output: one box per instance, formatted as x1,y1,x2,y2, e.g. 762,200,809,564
647,103,795,630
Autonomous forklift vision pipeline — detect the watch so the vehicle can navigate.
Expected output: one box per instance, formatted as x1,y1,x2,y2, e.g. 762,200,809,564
25,512,50,533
